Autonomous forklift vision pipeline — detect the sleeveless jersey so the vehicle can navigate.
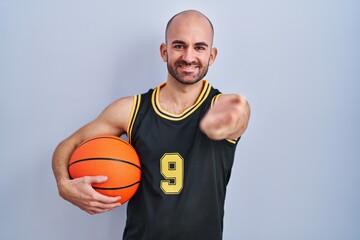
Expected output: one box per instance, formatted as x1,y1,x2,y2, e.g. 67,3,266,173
123,80,239,240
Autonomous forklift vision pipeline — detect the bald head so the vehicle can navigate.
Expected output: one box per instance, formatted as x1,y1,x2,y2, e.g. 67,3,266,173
165,10,214,44
160,10,218,85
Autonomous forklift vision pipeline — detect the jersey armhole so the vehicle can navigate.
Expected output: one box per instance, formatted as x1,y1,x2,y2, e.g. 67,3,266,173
211,94,239,145
126,94,141,144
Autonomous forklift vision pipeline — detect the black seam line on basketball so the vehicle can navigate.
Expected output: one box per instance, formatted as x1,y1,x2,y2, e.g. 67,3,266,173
93,181,140,190
68,157,141,170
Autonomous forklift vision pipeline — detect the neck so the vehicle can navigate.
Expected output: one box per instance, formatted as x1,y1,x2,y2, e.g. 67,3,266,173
159,77,205,114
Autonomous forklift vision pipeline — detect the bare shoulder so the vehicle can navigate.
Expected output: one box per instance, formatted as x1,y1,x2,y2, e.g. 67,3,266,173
104,96,134,112
95,96,135,134
59,96,135,148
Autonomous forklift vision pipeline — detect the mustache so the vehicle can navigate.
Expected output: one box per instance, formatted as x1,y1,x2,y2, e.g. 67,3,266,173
175,60,200,67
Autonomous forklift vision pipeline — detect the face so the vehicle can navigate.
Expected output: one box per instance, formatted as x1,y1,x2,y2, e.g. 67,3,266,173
161,14,217,85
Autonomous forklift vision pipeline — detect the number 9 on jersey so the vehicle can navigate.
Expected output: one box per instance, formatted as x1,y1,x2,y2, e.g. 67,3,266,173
160,153,184,194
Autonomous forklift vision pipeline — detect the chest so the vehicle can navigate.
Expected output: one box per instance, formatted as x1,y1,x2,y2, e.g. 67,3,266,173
132,106,205,157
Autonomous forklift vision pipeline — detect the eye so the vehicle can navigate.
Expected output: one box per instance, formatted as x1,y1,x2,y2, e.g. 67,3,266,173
173,44,185,49
195,46,206,51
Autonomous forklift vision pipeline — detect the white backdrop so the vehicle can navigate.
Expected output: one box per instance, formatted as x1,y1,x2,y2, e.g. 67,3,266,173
1,1,359,239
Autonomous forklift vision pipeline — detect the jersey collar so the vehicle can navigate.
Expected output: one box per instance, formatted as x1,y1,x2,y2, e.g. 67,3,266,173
151,80,211,121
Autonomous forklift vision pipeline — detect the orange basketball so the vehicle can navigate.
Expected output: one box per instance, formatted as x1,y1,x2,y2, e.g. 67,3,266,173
68,135,141,204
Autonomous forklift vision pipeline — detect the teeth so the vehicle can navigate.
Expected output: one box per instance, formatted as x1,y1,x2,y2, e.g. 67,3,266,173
180,65,196,68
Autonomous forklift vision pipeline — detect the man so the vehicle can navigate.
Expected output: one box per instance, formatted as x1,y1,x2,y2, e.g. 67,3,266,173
52,10,250,240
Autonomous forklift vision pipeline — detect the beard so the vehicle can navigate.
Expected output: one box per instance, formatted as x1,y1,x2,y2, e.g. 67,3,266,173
167,59,210,85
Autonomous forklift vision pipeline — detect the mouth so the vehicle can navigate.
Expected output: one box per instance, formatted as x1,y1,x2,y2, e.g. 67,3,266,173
178,65,198,71
176,61,199,72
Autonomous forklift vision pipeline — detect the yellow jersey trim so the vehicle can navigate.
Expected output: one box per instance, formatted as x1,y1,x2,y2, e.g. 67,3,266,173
226,139,238,144
151,80,211,121
127,95,141,144
211,93,222,107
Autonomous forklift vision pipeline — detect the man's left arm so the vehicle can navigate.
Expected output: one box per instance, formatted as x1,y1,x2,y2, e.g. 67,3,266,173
200,94,251,140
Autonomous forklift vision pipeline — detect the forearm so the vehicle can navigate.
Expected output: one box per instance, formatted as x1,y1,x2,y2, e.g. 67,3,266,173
52,137,78,189
51,98,132,213
52,118,115,187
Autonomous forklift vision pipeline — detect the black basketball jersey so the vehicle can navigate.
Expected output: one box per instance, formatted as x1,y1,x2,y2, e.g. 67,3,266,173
123,80,239,240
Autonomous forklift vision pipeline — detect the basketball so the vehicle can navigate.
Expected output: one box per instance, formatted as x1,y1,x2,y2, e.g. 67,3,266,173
68,135,141,204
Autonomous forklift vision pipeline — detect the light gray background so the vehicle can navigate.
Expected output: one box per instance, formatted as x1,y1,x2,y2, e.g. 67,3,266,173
1,1,359,239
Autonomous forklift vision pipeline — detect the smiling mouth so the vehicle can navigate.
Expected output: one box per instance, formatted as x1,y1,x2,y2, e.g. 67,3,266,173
176,61,199,71
178,65,198,70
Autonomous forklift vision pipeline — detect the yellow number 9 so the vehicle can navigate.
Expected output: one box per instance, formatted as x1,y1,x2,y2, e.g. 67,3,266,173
160,153,184,194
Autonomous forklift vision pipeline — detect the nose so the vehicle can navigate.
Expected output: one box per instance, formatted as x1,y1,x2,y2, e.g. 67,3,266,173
181,48,196,63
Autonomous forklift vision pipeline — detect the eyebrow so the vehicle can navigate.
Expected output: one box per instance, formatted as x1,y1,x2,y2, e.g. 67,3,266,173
171,40,209,47
171,40,186,45
194,42,209,47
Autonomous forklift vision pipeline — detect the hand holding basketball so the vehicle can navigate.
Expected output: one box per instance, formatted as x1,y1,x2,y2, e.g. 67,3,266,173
58,175,121,215
68,135,141,205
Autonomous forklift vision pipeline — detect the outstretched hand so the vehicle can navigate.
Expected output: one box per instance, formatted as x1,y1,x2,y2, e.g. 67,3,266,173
58,176,121,215
200,94,250,140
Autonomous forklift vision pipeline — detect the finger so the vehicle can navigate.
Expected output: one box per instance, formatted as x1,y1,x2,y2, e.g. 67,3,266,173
82,176,121,202
92,200,122,210
86,207,111,215
81,197,121,214
90,189,122,204
84,175,109,184
86,200,121,214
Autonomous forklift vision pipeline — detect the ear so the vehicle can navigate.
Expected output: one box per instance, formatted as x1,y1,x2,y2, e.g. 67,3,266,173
209,47,218,66
160,43,168,62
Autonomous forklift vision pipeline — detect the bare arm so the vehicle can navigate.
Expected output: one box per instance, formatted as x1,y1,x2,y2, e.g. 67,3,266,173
199,94,250,140
52,96,134,214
